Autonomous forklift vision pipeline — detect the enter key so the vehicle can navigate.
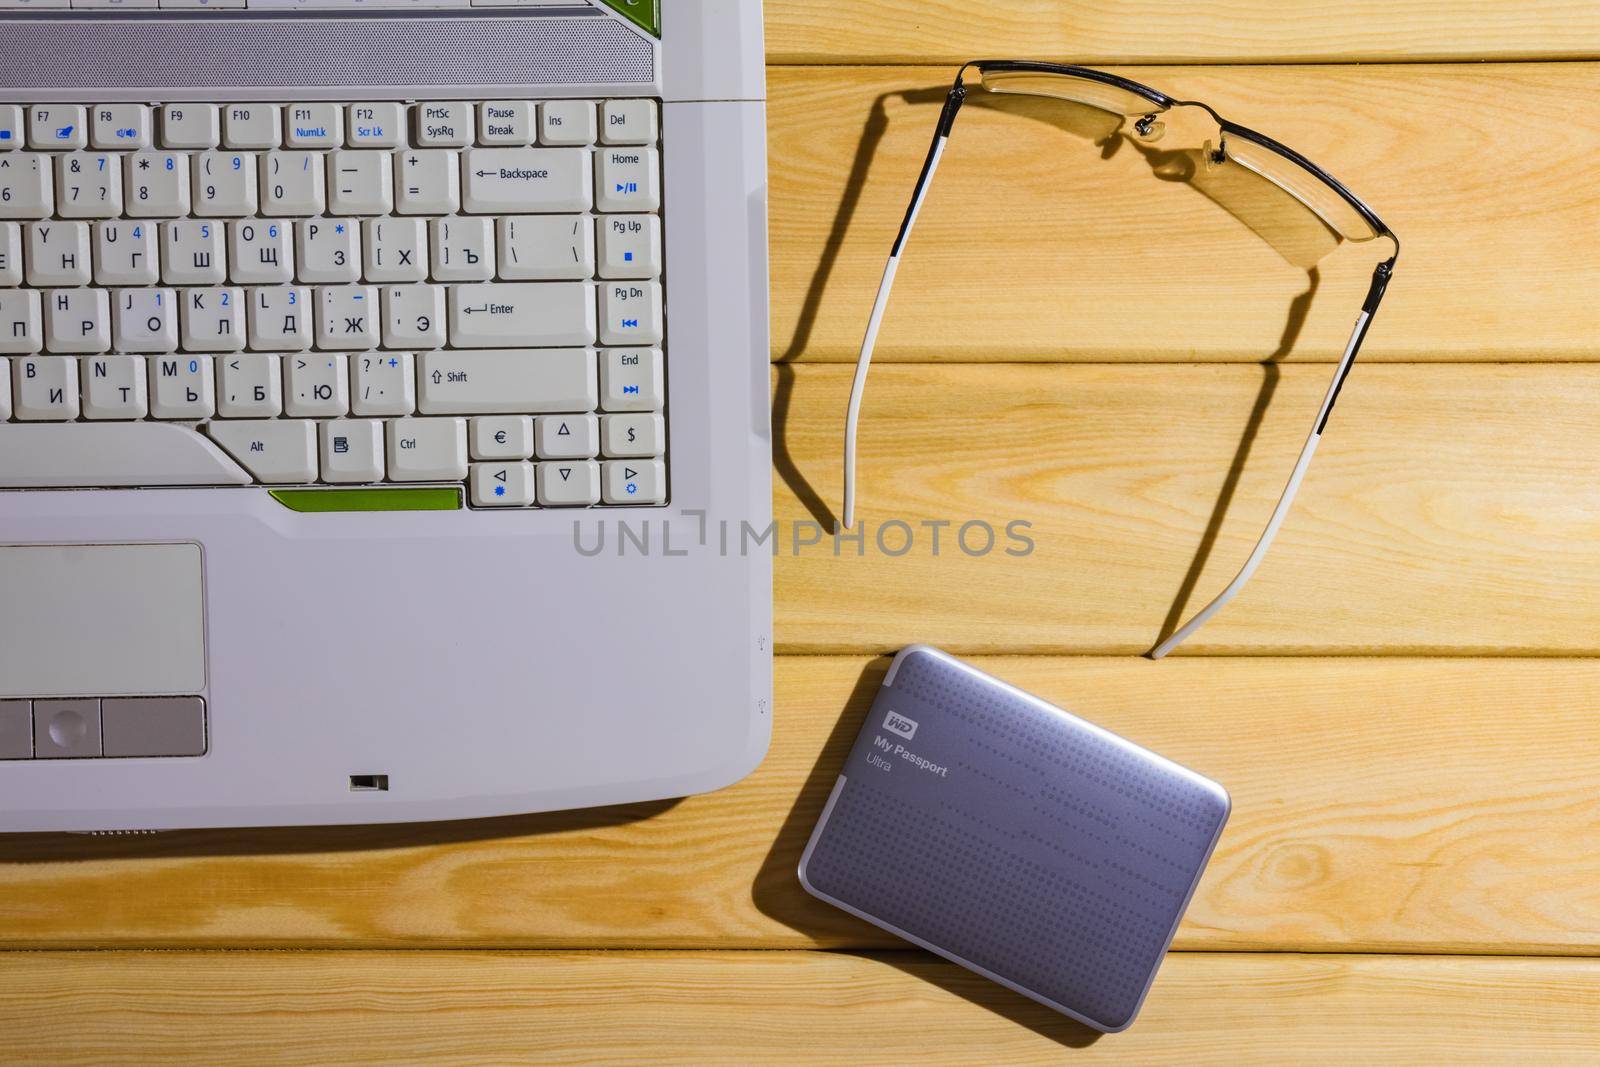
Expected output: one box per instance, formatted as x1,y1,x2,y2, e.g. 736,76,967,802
449,282,597,347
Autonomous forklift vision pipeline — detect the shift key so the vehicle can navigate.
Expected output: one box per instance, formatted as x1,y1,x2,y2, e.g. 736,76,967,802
450,282,596,347
419,349,598,414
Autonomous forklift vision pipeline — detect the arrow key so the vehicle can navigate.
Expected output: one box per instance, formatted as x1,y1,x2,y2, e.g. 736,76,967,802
602,458,663,505
538,459,600,507
534,413,598,460
471,461,534,507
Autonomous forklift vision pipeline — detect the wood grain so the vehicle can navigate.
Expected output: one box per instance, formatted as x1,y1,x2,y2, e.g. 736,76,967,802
3,657,1598,954
767,1,1600,64
3,950,1597,1064
773,363,1600,654
768,64,1600,362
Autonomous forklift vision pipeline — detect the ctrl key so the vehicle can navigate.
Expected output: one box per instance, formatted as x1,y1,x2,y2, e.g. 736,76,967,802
102,697,207,758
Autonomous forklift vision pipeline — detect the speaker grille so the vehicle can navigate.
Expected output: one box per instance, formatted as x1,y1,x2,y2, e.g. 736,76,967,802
0,16,653,90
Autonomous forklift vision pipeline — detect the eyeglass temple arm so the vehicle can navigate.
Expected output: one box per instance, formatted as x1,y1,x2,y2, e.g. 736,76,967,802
1148,256,1395,659
843,82,968,530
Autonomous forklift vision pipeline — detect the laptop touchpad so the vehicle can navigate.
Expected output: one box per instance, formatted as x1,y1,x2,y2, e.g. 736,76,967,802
0,544,205,698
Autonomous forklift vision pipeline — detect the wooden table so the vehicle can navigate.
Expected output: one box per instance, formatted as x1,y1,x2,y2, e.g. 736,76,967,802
5,3,1600,1061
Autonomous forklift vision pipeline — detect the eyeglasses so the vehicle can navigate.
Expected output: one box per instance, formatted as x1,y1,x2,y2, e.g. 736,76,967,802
842,61,1400,658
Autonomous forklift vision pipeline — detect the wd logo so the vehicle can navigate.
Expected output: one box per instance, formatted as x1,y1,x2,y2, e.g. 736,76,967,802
882,710,918,741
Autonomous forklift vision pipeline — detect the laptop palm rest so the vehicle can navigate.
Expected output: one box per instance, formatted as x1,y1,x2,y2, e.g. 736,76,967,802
0,544,205,698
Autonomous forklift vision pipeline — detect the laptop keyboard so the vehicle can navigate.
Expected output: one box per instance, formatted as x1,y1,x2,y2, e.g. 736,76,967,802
0,98,667,507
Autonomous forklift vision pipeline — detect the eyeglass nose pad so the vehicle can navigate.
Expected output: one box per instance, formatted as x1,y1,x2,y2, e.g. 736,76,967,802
1134,114,1165,141
1204,137,1227,168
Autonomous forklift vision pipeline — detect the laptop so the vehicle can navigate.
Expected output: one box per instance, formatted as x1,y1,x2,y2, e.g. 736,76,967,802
0,0,773,830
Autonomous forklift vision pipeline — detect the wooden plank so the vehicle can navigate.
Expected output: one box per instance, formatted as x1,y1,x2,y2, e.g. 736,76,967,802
3,657,1599,954
768,64,1600,362
2,950,1598,1064
773,363,1600,655
766,1,1600,64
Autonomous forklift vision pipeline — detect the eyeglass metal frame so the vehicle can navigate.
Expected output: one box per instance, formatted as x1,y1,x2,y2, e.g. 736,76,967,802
842,60,1401,658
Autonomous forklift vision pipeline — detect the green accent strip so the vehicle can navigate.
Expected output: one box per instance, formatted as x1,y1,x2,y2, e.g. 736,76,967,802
269,487,462,513
596,0,659,37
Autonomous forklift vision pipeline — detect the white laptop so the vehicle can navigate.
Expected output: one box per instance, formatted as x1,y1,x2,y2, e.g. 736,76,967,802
0,0,772,831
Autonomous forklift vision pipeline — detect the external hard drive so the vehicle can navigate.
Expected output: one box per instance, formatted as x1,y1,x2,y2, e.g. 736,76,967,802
798,646,1230,1033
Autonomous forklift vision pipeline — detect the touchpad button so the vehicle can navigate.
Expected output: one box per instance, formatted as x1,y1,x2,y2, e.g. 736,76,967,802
0,544,205,698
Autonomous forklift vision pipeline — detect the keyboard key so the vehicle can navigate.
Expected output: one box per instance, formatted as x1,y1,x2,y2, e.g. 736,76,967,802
82,354,149,419
597,213,661,278
93,220,159,286
247,285,312,351
347,103,405,148
394,148,460,215
602,412,664,457
595,146,659,212
0,289,42,353
0,421,249,486
363,217,428,281
44,287,110,353
13,355,79,419
601,99,658,146
415,102,473,147
463,147,591,213
192,150,259,216
230,218,294,284
315,284,378,349
498,214,594,280
387,416,468,481
28,105,86,150
162,219,226,285
91,104,151,150
0,221,17,285
328,150,394,216
0,153,53,218
285,352,349,417
124,149,192,218
0,105,21,150
181,286,244,352
160,103,219,149
479,101,533,146
537,459,599,506
470,460,534,506
56,151,121,218
417,348,597,414
262,150,326,215
603,458,664,504
600,347,662,411
218,352,283,417
429,216,494,281
285,102,343,149
470,414,533,460
351,351,415,416
380,283,445,349
223,103,281,149
112,287,178,352
448,282,595,347
297,218,361,283
599,281,662,345
26,221,91,286
320,418,385,483
149,353,215,419
534,413,598,459
0,359,8,418
539,100,595,146
208,419,318,483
